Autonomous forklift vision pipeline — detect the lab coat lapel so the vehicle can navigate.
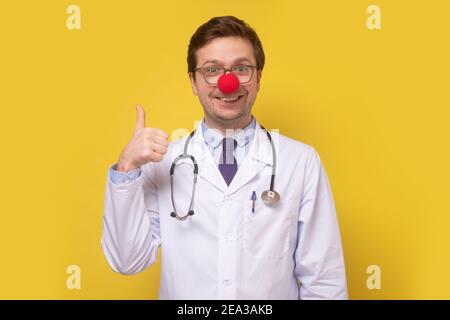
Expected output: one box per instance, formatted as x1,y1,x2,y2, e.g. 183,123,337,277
188,123,229,193
186,122,273,195
227,124,273,194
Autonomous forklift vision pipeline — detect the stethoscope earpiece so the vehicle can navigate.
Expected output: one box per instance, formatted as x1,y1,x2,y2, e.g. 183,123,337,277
171,210,194,221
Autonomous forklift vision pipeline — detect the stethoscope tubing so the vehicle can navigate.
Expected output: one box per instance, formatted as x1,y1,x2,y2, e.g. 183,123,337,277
170,126,277,221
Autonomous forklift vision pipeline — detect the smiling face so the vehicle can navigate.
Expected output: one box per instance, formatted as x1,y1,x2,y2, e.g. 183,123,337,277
189,36,262,131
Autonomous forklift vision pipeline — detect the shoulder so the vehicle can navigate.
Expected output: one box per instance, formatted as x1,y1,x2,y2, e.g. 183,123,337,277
271,130,328,179
167,132,191,153
275,131,319,162
274,132,330,188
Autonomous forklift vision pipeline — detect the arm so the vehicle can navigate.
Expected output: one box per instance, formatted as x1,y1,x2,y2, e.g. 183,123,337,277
294,148,348,299
101,162,161,275
101,105,168,275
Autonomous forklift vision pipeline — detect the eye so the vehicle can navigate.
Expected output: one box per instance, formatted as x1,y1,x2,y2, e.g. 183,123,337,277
206,66,221,73
233,65,249,72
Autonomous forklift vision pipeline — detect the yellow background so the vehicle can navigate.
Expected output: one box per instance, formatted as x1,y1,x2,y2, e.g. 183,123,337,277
0,0,449,299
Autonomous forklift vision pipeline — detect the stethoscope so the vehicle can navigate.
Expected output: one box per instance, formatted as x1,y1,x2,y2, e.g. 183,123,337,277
169,125,280,221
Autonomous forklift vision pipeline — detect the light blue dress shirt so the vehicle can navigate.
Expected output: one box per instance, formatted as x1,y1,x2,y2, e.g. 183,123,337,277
109,117,257,185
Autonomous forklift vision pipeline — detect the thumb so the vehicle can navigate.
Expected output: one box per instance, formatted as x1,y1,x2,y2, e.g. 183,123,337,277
135,105,146,130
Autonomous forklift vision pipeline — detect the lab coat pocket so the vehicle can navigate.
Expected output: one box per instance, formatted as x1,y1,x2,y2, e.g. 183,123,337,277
243,199,297,259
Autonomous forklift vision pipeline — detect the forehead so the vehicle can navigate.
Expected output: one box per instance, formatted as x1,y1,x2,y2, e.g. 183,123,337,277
195,36,256,66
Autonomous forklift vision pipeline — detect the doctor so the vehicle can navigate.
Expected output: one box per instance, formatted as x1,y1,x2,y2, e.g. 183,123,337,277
101,16,348,299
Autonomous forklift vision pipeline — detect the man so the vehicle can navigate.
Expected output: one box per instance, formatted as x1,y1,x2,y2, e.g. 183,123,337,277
102,16,348,299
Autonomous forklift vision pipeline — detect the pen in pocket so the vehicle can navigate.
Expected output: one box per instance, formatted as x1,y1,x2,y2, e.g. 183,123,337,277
251,191,256,213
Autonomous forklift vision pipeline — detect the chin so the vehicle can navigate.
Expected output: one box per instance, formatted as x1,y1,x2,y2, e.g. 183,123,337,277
212,107,244,118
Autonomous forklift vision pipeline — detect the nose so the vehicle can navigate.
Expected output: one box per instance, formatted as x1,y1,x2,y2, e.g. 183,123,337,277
217,73,240,94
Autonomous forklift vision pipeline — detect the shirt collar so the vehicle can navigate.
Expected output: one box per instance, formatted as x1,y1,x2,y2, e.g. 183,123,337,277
201,116,257,149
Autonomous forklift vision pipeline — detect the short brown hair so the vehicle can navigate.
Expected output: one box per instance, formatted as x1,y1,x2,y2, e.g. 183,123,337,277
187,16,265,76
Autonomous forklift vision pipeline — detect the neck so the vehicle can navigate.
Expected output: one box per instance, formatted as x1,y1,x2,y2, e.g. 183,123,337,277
204,114,253,136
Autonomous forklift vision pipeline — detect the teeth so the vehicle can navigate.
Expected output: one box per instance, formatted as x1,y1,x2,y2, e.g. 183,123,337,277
219,96,240,102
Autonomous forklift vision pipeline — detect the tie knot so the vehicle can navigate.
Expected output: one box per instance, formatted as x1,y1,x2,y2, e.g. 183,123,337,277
221,138,237,165
222,137,237,153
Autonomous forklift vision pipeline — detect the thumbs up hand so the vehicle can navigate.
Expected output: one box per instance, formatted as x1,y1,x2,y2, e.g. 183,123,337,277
117,105,169,172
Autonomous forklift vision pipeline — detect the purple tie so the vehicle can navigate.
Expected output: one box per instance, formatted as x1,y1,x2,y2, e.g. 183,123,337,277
218,138,237,186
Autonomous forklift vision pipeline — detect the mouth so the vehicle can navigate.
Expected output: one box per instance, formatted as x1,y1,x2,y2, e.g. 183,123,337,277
213,94,244,104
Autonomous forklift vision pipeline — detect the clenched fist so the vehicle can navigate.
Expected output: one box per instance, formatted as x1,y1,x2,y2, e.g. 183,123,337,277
116,105,169,172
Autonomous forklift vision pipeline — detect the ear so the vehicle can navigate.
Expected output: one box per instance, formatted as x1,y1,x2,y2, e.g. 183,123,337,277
188,72,199,96
256,70,262,91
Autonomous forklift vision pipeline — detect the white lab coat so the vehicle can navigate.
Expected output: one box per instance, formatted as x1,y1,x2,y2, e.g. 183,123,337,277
101,121,348,299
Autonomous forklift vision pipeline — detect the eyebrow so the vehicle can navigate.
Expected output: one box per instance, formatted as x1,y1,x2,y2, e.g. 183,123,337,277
201,58,253,66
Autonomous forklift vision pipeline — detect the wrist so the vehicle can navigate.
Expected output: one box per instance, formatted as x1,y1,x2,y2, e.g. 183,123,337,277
117,159,137,173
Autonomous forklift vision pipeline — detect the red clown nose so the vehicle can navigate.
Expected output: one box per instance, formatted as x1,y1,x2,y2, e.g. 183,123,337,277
217,73,240,94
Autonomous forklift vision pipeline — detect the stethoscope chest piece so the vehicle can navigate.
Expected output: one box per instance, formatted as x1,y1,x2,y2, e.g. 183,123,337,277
261,190,280,205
